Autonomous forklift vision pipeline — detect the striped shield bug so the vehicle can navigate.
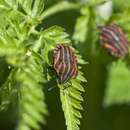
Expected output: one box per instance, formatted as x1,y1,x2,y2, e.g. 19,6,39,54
53,44,78,84
99,23,129,58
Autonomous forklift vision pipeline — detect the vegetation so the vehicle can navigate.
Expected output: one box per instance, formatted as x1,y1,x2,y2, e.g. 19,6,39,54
0,0,130,130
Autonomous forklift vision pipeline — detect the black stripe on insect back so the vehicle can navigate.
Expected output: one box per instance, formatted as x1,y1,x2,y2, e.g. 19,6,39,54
61,46,72,83
60,46,69,83
64,46,69,65
68,46,73,65
62,47,72,82
58,45,66,76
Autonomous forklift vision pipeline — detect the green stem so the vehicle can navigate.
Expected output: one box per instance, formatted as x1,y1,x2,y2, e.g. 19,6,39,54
39,1,82,21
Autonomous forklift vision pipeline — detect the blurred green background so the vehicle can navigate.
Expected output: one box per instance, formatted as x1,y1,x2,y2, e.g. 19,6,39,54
0,0,130,130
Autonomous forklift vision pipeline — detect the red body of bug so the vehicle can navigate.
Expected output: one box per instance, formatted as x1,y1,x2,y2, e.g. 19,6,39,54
99,24,129,58
53,44,78,83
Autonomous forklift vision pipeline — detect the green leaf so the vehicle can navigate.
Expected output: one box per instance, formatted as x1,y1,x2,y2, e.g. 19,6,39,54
73,5,90,44
0,1,87,130
113,0,130,12
16,55,48,130
0,69,18,111
103,61,130,106
59,54,86,130
31,0,44,17
18,0,44,18
41,25,71,44
1,0,18,10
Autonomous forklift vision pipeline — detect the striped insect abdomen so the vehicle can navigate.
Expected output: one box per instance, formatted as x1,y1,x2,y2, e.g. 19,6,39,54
99,24,129,58
53,44,78,83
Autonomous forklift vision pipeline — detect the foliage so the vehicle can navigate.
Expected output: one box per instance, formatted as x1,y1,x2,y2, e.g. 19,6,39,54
102,0,130,107
0,0,130,130
59,54,87,130
74,0,130,108
0,0,86,130
103,61,130,106
73,4,90,44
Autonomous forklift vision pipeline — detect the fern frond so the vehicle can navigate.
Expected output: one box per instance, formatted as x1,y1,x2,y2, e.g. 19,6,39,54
18,0,45,18
16,53,48,130
59,53,87,130
1,0,19,10
41,25,71,44
0,35,25,67
0,1,87,130
0,22,48,129
31,0,45,17
103,60,130,106
59,73,86,130
0,69,18,111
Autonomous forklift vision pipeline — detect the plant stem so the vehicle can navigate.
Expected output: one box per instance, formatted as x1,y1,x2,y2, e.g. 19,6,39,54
39,1,82,21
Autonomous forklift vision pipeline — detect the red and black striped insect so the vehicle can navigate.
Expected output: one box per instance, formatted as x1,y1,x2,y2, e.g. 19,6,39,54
53,44,78,84
99,23,129,58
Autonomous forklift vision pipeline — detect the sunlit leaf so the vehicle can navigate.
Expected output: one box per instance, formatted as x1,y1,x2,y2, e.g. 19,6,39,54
103,61,130,106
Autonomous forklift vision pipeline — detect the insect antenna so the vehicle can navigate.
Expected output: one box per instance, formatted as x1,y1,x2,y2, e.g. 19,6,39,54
48,86,57,91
